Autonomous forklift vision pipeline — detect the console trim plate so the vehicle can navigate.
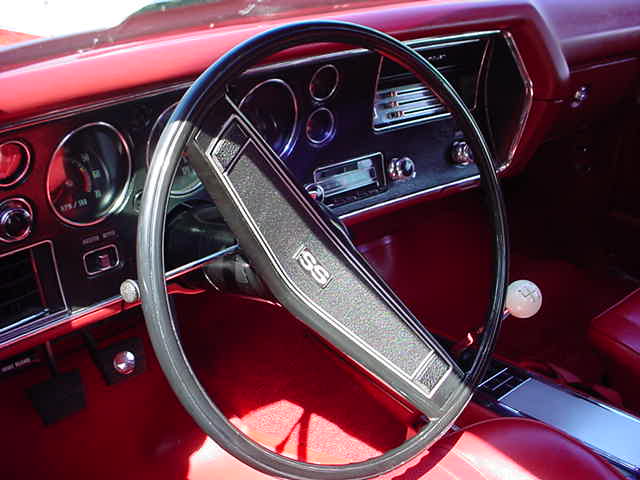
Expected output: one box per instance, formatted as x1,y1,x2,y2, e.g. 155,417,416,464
501,378,640,474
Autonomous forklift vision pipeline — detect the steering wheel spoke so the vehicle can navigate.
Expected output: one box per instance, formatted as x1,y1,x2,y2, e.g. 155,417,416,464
187,95,464,418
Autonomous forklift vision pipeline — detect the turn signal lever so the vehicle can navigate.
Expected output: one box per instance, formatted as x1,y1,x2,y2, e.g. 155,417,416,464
453,280,542,361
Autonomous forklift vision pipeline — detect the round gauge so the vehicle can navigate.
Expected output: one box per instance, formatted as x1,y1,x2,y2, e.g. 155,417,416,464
147,103,201,196
306,107,335,145
0,140,31,187
47,122,131,226
309,64,339,102
239,78,297,157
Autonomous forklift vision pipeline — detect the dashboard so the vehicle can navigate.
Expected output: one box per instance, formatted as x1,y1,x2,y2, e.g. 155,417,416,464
0,0,638,357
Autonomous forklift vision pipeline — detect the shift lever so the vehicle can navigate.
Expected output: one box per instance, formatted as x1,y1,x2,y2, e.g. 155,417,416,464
504,279,543,319
453,280,542,360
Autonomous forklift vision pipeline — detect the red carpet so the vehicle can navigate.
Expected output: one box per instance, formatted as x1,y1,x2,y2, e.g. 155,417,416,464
179,293,411,463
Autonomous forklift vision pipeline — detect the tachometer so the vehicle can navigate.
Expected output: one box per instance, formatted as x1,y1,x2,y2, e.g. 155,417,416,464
47,122,131,226
147,103,202,196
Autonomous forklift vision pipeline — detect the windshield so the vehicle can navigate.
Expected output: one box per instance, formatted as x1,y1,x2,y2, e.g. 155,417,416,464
0,0,392,53
1,1,160,40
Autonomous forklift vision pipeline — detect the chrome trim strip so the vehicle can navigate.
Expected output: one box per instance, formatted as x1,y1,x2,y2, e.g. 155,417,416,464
0,309,50,335
309,64,340,102
0,81,193,135
405,31,501,48
238,78,299,158
339,173,480,221
165,243,239,280
498,30,534,173
477,367,508,388
497,376,530,401
46,121,133,227
0,140,31,187
0,243,240,350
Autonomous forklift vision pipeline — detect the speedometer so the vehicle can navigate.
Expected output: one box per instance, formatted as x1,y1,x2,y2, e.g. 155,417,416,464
47,122,131,226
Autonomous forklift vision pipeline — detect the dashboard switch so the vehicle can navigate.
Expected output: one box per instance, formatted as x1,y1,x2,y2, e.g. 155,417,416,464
450,140,474,166
83,244,119,276
388,157,416,181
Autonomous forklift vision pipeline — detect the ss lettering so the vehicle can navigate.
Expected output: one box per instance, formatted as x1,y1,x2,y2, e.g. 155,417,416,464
295,246,332,288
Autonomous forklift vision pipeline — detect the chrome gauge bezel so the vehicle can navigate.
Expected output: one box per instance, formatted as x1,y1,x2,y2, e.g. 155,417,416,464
309,64,340,102
239,78,299,158
0,197,33,243
46,121,132,227
146,102,203,197
0,140,32,188
305,107,336,146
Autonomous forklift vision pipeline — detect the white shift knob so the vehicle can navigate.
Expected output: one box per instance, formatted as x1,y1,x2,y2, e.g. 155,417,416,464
505,280,542,319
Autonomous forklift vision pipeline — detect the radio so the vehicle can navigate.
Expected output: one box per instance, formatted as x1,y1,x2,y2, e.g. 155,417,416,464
307,153,386,207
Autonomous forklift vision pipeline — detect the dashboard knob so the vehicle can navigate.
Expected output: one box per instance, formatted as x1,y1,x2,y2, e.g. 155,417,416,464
120,279,141,304
388,157,416,181
450,140,474,166
0,198,33,243
305,183,325,203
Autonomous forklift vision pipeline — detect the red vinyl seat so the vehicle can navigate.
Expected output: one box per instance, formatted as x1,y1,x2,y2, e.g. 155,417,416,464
590,288,640,410
382,417,624,480
183,417,624,480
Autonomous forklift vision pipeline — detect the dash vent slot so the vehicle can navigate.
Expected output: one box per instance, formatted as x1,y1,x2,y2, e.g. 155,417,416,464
373,82,448,130
0,250,46,332
372,38,487,132
0,242,66,342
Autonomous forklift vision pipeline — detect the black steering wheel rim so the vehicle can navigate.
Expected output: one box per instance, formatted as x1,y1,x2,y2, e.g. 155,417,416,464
138,20,508,480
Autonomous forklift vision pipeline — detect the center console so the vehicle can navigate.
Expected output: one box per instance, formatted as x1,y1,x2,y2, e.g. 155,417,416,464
476,359,640,478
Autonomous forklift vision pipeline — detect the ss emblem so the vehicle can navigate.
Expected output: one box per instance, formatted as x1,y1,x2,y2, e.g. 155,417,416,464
294,246,333,288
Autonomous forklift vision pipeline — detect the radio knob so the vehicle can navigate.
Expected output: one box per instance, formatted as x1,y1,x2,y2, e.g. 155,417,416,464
0,198,33,243
450,140,474,166
388,157,416,181
305,183,325,203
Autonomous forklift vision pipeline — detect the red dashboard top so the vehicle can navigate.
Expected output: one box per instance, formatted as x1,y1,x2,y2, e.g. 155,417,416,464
0,0,638,125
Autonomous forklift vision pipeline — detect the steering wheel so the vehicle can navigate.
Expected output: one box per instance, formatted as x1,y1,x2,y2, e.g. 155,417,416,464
138,20,508,480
